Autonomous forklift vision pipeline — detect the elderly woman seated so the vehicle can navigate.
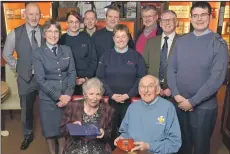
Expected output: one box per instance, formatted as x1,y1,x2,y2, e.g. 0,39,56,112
60,77,114,154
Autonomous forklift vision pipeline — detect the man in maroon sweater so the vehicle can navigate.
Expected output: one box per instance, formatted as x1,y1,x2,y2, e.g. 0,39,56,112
135,5,162,54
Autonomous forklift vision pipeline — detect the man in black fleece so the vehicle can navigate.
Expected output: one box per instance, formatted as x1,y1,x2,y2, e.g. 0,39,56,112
91,6,135,59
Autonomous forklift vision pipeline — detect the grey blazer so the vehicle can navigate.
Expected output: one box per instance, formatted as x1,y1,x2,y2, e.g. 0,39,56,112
143,34,179,89
33,44,76,101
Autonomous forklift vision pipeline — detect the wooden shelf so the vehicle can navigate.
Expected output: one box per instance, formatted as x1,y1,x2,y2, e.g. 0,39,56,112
168,2,192,34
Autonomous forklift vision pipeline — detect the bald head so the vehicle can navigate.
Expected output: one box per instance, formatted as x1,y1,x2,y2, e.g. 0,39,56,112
139,75,160,87
25,3,41,28
139,75,160,103
25,3,40,13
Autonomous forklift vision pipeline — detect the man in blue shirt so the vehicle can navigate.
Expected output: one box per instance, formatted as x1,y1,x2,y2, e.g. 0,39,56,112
114,75,181,154
167,2,229,154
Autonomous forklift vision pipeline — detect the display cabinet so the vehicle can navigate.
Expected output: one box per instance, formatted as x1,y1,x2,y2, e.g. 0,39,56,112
2,2,52,59
168,2,192,35
209,2,221,33
222,2,230,54
3,2,52,34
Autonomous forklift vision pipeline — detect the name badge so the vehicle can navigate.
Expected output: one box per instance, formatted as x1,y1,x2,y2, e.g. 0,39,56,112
63,57,70,59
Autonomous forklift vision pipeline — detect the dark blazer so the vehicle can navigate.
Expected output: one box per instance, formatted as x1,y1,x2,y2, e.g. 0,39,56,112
60,100,114,151
33,44,76,101
143,34,179,89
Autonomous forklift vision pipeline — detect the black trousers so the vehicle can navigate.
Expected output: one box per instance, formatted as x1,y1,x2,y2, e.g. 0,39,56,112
173,102,217,154
73,85,83,95
109,99,130,150
20,90,38,137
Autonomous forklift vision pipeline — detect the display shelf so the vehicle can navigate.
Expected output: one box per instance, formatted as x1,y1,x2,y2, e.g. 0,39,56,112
222,2,230,54
3,2,52,59
3,2,25,34
168,2,192,35
209,2,221,33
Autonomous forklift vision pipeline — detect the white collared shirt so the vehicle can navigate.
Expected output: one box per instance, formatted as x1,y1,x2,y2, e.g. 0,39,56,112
161,32,176,58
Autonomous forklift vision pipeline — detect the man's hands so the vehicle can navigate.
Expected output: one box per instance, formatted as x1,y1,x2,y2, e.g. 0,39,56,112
111,94,129,103
57,95,71,107
178,99,193,111
76,77,88,85
131,142,150,152
174,95,193,111
114,137,150,152
174,95,186,103
160,88,171,97
114,136,125,146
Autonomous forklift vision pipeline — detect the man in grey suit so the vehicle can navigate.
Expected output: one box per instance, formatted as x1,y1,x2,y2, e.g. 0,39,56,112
3,3,43,150
143,10,179,97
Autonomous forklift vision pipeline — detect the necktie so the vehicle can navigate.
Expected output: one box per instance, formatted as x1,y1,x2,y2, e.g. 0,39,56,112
52,46,57,56
31,30,38,50
159,36,169,82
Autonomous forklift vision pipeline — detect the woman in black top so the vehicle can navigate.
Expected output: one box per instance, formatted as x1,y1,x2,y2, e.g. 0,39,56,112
96,24,147,149
59,11,97,95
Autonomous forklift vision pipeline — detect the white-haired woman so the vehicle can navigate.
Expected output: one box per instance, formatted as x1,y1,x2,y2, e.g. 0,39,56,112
60,77,114,154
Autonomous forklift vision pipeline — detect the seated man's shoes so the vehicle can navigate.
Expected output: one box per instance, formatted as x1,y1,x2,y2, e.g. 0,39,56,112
20,135,34,150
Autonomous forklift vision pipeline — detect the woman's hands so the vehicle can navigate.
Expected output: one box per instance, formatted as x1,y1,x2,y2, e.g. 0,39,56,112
57,95,71,107
96,128,105,139
112,94,129,103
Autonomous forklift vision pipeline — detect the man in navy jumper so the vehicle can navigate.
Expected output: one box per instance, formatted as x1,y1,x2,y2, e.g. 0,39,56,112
91,7,135,59
167,2,229,154
114,75,181,154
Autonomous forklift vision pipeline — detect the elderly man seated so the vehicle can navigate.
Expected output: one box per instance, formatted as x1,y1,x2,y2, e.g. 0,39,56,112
114,75,181,154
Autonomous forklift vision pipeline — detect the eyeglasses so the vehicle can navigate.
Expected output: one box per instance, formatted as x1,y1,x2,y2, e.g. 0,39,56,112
68,21,80,25
142,15,155,19
45,30,59,35
139,84,157,90
191,13,210,20
161,18,175,23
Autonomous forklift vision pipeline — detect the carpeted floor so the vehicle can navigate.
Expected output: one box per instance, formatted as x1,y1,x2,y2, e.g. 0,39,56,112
1,86,229,154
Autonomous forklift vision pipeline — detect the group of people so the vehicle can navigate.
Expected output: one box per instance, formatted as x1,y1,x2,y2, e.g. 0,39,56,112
3,1,228,154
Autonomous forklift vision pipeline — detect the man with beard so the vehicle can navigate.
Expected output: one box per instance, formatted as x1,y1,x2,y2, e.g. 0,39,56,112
3,3,44,150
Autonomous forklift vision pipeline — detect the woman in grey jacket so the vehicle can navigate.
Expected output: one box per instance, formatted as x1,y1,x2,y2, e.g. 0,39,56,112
33,19,76,154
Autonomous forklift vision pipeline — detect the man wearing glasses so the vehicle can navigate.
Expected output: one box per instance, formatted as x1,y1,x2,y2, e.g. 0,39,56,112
167,2,228,154
135,5,163,54
143,10,179,99
114,75,181,154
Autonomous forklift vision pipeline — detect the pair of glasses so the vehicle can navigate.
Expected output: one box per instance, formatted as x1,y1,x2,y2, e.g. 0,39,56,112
139,85,157,90
161,18,175,23
142,15,155,19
